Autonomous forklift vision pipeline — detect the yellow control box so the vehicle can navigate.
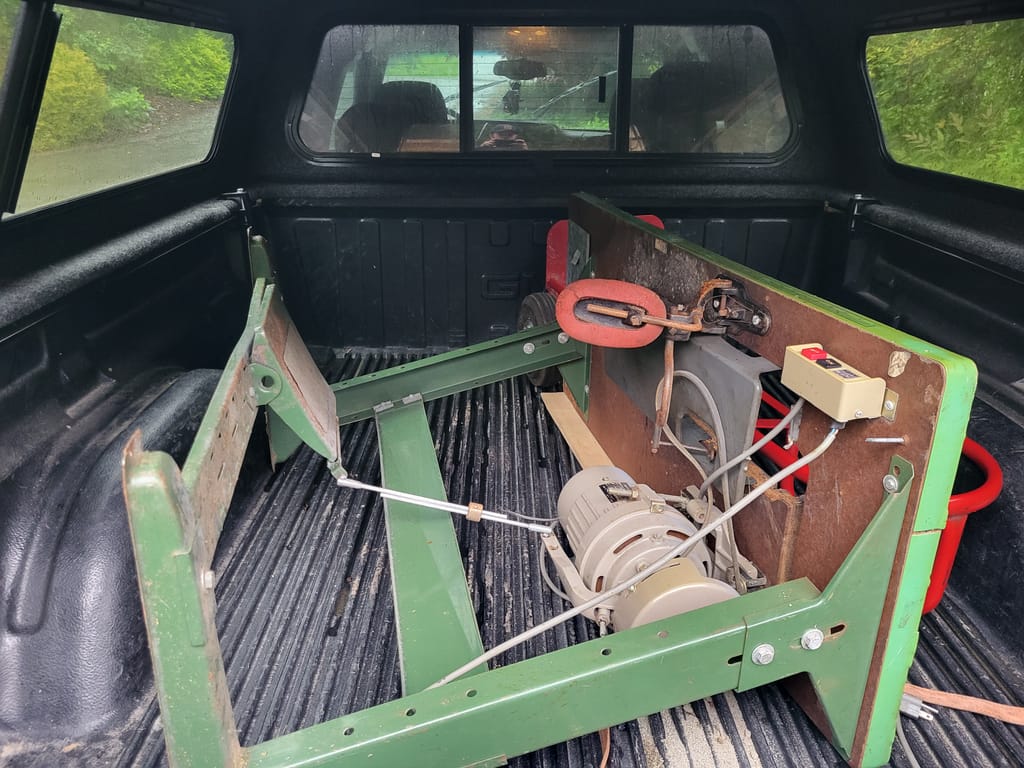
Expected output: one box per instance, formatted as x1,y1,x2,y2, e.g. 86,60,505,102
780,343,886,422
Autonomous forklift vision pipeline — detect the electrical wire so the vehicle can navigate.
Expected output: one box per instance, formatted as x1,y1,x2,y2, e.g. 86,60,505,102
539,539,573,604
428,425,841,689
895,718,923,768
656,370,742,589
698,398,805,499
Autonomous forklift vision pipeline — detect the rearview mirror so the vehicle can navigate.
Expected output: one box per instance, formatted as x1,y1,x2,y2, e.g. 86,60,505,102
493,58,547,81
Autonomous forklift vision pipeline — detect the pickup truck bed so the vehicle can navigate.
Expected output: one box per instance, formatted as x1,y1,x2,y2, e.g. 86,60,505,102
9,349,1022,768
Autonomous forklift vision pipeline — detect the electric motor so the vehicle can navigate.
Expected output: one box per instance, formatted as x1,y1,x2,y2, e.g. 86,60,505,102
554,466,739,631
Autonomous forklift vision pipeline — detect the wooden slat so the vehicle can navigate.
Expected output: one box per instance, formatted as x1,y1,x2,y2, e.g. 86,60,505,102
540,391,612,468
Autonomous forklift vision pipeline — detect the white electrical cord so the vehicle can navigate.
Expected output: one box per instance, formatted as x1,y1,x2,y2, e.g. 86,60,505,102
896,718,924,768
656,370,741,588
538,540,573,603
429,425,841,689
698,398,805,499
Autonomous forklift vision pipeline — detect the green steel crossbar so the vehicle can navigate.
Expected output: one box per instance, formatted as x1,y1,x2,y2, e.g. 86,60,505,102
332,324,585,425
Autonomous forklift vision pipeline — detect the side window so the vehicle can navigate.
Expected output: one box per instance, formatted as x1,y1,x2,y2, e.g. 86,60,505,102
471,27,618,151
15,6,233,213
0,0,16,83
299,25,459,153
630,26,790,153
866,20,1024,191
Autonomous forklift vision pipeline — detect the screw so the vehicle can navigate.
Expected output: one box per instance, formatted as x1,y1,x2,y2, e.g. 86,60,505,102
201,570,216,590
882,474,899,493
584,384,590,394
884,399,896,411
752,314,762,326
751,643,775,665
523,342,536,355
854,409,865,418
712,299,721,309
557,332,569,344
801,628,825,651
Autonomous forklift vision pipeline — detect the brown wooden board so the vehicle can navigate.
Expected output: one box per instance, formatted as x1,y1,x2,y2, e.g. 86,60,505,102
568,193,969,764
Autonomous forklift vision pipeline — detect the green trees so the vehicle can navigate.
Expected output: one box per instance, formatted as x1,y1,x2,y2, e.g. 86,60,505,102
867,20,1024,189
28,5,233,151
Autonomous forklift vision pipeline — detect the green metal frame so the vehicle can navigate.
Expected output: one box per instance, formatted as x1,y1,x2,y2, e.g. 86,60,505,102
123,214,974,767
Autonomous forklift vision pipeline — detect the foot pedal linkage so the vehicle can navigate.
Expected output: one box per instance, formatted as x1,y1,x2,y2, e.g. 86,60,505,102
556,276,771,348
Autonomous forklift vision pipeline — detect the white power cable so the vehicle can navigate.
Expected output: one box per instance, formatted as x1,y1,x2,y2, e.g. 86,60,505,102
698,398,805,499
429,425,841,689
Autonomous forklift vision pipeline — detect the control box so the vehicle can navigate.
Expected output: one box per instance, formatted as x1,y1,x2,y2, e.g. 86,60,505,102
780,343,886,422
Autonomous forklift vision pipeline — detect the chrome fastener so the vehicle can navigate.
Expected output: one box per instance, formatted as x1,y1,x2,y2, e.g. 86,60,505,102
751,643,775,665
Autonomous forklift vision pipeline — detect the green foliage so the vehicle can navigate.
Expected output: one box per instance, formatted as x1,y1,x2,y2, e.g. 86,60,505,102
56,5,233,101
33,42,109,150
105,87,152,133
867,20,1024,190
387,53,458,78
145,29,232,101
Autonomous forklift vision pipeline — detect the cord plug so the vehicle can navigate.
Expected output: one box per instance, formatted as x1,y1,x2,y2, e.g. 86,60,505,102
900,692,938,721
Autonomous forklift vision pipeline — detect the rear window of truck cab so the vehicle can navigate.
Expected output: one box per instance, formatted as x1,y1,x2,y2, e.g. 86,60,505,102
299,23,791,155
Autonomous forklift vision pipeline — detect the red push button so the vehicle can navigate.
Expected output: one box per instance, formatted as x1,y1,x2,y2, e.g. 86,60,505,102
801,346,828,360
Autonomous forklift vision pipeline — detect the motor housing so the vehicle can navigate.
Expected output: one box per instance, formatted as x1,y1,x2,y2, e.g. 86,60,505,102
555,466,739,631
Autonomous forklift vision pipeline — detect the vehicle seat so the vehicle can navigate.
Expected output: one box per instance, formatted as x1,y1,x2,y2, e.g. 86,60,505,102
631,61,717,152
335,81,448,153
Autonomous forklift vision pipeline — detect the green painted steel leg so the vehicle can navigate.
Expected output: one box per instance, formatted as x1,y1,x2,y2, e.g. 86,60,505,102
122,438,240,767
375,395,486,693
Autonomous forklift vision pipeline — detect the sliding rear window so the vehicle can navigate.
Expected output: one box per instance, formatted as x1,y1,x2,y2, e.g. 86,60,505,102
630,25,790,153
15,5,233,213
300,25,459,153
866,20,1024,190
299,23,789,156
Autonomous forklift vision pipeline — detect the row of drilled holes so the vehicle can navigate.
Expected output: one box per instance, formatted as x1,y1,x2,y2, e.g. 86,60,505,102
338,624,848,736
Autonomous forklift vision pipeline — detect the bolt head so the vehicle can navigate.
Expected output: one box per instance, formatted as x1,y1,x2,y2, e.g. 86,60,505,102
557,332,569,344
801,628,825,651
522,342,536,355
751,643,775,665
882,474,899,493
201,570,216,590
752,314,762,326
884,399,896,411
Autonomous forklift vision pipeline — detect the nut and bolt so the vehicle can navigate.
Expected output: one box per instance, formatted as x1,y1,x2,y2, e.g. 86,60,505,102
751,643,775,665
557,332,569,344
882,474,900,493
801,628,825,651
522,342,536,355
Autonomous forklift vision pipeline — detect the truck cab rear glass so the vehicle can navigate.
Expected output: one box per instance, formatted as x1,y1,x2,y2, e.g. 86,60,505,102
299,23,790,156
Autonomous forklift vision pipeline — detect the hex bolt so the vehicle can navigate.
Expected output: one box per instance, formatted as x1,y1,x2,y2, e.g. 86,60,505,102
801,628,825,651
882,474,900,493
557,332,569,344
751,643,775,665
752,314,762,327
201,569,216,590
522,342,536,355
884,399,896,411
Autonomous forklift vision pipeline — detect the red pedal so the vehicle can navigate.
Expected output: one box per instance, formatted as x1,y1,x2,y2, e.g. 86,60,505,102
555,279,665,348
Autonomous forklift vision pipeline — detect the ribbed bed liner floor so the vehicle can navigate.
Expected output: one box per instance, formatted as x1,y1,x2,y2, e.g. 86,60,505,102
104,348,1024,768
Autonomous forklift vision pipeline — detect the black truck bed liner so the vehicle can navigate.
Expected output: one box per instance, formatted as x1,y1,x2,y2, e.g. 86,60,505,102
10,349,1022,768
